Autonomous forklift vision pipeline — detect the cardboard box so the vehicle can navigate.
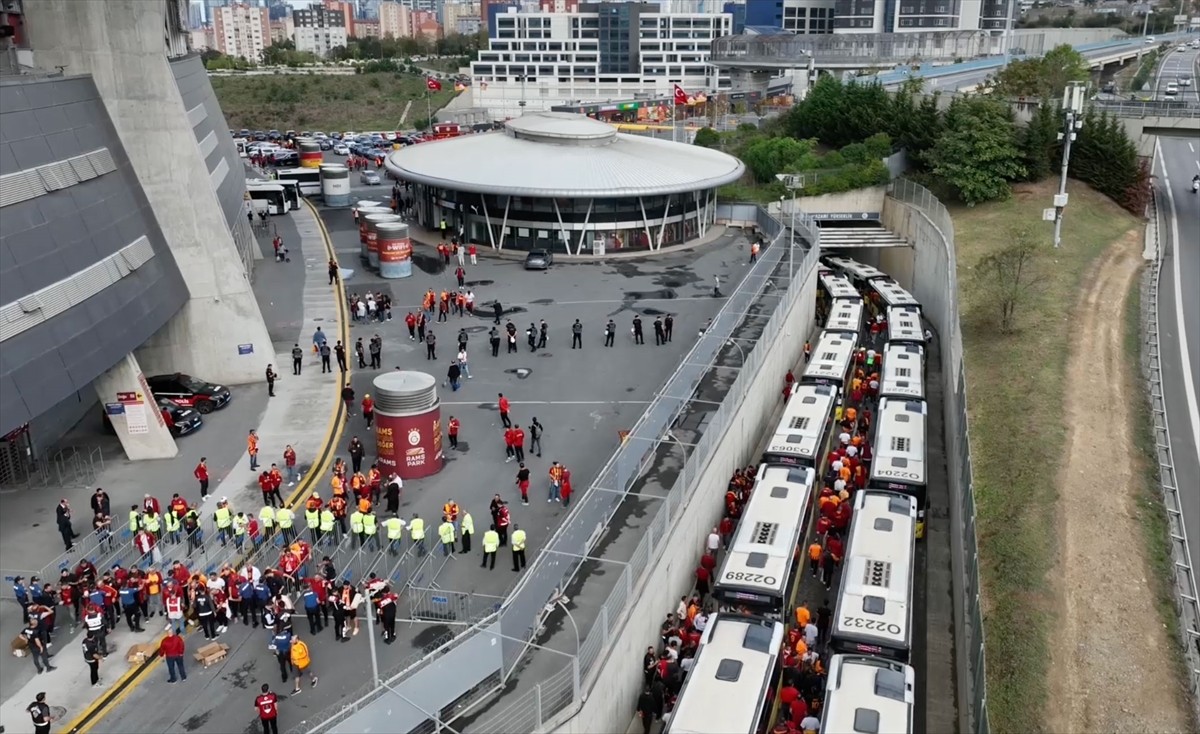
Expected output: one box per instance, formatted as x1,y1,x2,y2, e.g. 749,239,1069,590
125,643,156,664
193,641,229,667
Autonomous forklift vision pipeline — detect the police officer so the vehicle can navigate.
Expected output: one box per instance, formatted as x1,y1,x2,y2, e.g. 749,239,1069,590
362,509,379,551
511,524,528,572
604,319,616,347
489,327,501,357
571,319,583,349
384,514,406,555
664,314,674,342
27,691,55,734
632,316,644,345
301,584,323,635
481,525,500,570
409,513,426,556
292,343,304,375
319,507,335,547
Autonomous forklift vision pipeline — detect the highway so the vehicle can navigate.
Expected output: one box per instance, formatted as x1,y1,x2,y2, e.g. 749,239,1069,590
1154,42,1200,103
1152,44,1200,576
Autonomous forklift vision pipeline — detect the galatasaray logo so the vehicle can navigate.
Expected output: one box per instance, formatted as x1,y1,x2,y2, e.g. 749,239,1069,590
408,428,421,446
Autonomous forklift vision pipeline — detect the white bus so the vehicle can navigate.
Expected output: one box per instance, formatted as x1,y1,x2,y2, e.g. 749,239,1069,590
825,256,889,288
802,330,858,389
830,491,917,662
880,344,926,402
276,167,322,196
826,298,864,336
872,279,920,309
246,183,290,215
713,465,816,616
869,398,928,539
763,384,838,469
886,306,926,346
664,614,785,734
821,655,916,734
819,271,861,303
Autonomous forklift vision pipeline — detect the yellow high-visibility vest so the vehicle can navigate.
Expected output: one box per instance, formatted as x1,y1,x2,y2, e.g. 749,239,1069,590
511,529,527,551
215,507,232,528
276,508,294,528
260,506,276,527
482,530,500,553
350,511,365,533
142,513,161,533
385,517,405,540
410,518,425,540
362,513,378,536
305,509,320,529
438,521,455,545
319,510,335,532
233,515,248,536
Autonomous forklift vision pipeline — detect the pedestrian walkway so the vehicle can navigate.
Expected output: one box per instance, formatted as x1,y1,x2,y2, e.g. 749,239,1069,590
0,201,347,734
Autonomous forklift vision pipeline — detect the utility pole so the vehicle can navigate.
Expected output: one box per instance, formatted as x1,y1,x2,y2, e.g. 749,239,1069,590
1052,83,1086,249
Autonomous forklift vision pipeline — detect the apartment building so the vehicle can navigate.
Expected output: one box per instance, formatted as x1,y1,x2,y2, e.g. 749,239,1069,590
411,9,442,36
294,3,349,56
832,0,1012,32
443,1,482,34
378,1,413,37
471,1,732,118
212,3,270,61
269,16,295,44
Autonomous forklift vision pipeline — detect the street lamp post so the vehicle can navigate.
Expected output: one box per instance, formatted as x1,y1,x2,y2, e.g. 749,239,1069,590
1052,83,1086,249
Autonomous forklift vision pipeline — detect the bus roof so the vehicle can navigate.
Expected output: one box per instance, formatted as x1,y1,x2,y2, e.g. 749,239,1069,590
826,299,864,336
821,655,915,734
873,280,919,308
802,330,858,387
832,491,917,656
666,614,785,734
870,399,927,487
825,256,889,283
880,344,925,402
886,306,925,346
764,384,838,467
819,272,861,301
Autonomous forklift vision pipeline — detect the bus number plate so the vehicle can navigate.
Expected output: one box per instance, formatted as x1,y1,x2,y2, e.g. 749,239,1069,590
842,616,902,635
723,572,778,586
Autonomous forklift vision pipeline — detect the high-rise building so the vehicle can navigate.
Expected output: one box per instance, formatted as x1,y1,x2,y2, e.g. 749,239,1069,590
269,16,295,44
212,3,271,60
470,1,731,117
410,8,442,36
378,0,413,37
537,0,580,11
442,1,481,33
832,0,1011,33
323,0,356,34
356,18,382,36
294,3,349,56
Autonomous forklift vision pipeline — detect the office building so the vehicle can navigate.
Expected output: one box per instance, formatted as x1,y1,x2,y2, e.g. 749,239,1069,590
833,0,1011,32
471,2,732,118
212,3,271,61
378,1,413,37
294,2,349,56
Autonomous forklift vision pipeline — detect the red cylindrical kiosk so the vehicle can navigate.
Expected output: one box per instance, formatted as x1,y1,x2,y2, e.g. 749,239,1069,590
364,213,400,271
357,206,392,264
373,371,443,480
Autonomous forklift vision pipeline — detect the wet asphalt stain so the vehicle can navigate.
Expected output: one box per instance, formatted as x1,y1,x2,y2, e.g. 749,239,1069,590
447,441,469,452
223,658,258,690
463,325,490,334
504,368,533,379
472,304,527,320
640,307,667,316
624,289,677,300
529,298,554,305
465,279,494,287
412,252,443,274
414,624,453,650
180,711,213,732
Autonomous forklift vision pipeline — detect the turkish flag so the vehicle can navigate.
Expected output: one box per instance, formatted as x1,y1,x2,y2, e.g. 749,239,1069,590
673,84,688,106
426,78,442,91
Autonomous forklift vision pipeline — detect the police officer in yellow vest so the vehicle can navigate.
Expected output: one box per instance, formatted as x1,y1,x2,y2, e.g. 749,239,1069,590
438,516,456,557
260,505,276,541
128,505,141,532
214,502,233,546
305,504,321,545
142,511,162,541
350,508,366,547
164,510,182,545
233,511,249,549
362,510,379,551
481,525,500,570
511,524,527,573
460,512,474,554
384,514,406,555
276,506,296,544
409,513,426,556
319,508,335,547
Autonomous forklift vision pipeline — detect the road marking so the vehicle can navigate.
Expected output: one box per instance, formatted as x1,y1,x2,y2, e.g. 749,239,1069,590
1155,141,1200,471
1191,143,1196,153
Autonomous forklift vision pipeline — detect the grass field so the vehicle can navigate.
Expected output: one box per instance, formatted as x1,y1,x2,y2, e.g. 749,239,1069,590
951,179,1139,733
211,72,458,132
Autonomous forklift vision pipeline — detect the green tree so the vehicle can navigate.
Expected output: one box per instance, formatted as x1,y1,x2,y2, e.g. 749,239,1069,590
741,136,816,183
927,97,1026,205
693,127,721,148
785,76,891,149
990,44,1088,100
1069,109,1148,213
1019,102,1060,182
972,227,1044,333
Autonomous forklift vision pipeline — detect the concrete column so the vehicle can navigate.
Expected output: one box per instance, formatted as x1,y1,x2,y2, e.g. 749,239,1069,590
24,0,273,386
93,354,178,461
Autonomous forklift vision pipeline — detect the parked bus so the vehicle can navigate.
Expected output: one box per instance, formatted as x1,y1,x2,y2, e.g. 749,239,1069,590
275,167,321,196
665,614,785,734
801,330,858,390
713,464,816,617
818,271,861,304
873,279,920,310
886,305,926,347
869,398,928,538
245,183,289,215
825,298,864,337
821,655,916,734
824,256,889,289
763,384,838,469
879,344,926,402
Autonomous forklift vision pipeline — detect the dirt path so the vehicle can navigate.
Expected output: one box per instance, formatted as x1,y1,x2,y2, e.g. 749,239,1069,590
1045,230,1190,733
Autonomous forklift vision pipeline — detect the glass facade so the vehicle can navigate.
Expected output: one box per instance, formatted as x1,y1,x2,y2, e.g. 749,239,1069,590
409,184,719,253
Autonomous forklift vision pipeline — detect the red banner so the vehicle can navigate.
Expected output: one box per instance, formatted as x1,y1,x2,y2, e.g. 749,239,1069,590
426,78,442,92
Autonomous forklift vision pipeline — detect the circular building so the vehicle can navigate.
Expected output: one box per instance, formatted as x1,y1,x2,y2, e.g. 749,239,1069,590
385,112,745,253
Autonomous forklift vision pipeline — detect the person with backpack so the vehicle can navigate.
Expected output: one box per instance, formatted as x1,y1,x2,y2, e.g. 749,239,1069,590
288,635,318,695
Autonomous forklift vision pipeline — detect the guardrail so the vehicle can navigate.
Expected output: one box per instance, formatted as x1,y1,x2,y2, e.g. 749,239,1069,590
1145,185,1200,724
1093,100,1200,119
297,203,820,734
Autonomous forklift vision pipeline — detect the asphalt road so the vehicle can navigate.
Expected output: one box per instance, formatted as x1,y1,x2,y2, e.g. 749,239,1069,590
1154,131,1200,578
91,206,748,734
1153,43,1200,102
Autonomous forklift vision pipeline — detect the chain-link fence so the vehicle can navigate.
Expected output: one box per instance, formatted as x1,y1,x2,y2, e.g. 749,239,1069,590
887,178,990,734
298,204,820,734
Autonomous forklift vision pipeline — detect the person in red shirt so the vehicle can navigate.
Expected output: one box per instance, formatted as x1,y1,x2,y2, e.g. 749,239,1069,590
169,493,188,519
143,494,161,516
362,394,375,429
283,445,298,486
254,684,280,734
503,427,516,462
512,425,526,463
454,265,466,288
497,393,511,427
827,534,844,563
447,416,460,450
560,468,573,508
194,458,210,498
700,552,717,573
159,629,187,683
405,311,417,341
718,515,734,550
789,695,808,724
468,243,478,265
259,472,274,506
694,564,711,600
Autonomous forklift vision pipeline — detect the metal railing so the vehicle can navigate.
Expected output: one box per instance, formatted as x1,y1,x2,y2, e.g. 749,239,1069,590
0,444,104,492
710,30,991,67
1145,186,1200,724
1092,100,1200,119
887,178,990,734
300,204,820,734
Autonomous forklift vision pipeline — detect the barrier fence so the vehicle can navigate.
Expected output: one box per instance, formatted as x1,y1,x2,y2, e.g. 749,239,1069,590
1145,186,1200,724
887,178,990,734
297,204,820,734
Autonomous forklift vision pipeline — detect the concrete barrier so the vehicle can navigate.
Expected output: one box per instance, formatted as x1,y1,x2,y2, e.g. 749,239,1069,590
551,265,818,734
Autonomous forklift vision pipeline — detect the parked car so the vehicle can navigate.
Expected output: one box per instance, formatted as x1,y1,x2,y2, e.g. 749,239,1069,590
318,139,333,151
360,170,382,185
101,398,203,437
334,144,350,155
146,373,232,414
524,249,553,270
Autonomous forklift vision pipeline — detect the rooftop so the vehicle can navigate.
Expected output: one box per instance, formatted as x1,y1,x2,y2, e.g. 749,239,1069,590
385,111,745,198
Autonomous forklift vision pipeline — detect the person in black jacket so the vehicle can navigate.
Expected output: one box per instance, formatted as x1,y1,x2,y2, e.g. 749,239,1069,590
637,684,657,734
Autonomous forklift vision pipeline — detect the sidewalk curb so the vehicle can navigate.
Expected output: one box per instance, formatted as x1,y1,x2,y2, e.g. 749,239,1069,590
60,201,352,734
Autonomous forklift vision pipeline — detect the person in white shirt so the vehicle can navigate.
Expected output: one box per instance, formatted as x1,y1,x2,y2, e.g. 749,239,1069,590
693,613,709,632
680,654,695,673
457,349,471,379
800,715,820,732
675,597,687,620
356,300,367,321
838,431,851,445
833,478,847,494
664,640,679,662
706,529,720,554
804,622,818,647
466,290,475,311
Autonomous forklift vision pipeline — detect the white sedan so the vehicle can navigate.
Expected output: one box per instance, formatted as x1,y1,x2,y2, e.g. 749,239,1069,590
333,144,350,156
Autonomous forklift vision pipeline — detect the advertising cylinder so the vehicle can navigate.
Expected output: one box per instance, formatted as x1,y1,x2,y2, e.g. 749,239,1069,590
364,213,400,270
320,165,351,207
356,206,393,264
373,371,443,480
299,140,322,168
377,222,413,279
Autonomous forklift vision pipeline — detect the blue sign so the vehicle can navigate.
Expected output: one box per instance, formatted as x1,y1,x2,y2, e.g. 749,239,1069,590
430,595,448,605
105,403,125,416
237,344,254,355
